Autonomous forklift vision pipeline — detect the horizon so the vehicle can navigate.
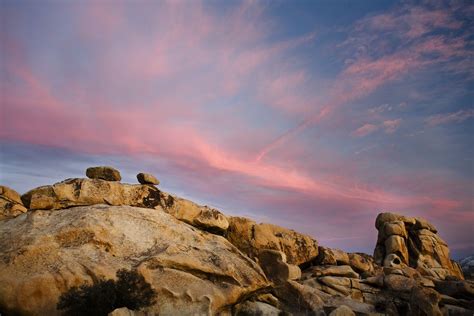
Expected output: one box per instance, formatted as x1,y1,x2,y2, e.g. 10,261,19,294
1,0,473,259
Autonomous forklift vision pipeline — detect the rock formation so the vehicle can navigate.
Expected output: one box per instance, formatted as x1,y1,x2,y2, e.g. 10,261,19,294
374,212,464,280
225,216,319,266
0,167,472,316
0,205,268,315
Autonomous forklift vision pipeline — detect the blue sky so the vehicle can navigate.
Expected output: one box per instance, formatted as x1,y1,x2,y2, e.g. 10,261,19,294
1,0,473,258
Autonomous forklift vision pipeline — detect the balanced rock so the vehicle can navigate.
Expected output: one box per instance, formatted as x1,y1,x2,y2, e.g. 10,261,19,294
258,249,301,283
226,216,318,266
0,185,27,220
374,212,463,280
0,205,268,315
136,173,159,185
86,166,121,181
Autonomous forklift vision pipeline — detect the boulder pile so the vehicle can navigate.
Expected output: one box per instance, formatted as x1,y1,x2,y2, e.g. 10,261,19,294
0,166,472,316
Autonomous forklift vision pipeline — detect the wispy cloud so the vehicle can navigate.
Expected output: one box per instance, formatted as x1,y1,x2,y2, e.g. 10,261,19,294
352,124,379,137
426,109,474,126
383,119,402,134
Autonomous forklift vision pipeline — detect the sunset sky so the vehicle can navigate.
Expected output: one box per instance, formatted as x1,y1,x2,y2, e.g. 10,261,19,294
1,0,473,258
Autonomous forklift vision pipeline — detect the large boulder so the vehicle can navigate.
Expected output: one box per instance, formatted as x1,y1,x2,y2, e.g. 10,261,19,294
226,216,318,266
161,194,229,234
374,212,463,280
273,280,325,315
21,179,228,234
314,247,349,266
21,178,163,210
0,185,27,220
258,249,301,283
86,166,121,181
348,253,376,277
0,205,268,315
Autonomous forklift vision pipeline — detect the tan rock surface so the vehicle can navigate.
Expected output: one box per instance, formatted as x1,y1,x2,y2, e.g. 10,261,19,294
226,216,318,266
0,185,27,220
0,205,268,315
315,247,350,266
136,173,159,185
258,249,301,283
21,179,228,234
374,212,463,280
86,166,121,181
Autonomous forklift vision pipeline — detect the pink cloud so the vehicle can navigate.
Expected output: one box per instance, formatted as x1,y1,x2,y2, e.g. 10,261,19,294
352,124,379,137
382,119,401,134
426,109,474,126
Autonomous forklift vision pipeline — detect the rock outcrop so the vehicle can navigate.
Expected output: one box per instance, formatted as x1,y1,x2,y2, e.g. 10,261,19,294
21,178,163,211
0,167,472,316
225,216,319,266
374,212,463,280
0,185,27,220
21,178,228,234
0,205,268,315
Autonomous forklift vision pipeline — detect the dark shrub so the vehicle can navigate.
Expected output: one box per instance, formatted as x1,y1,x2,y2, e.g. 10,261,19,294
57,269,156,316
115,269,157,310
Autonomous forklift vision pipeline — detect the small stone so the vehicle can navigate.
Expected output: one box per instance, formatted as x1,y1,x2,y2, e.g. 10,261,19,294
136,172,159,185
86,166,121,181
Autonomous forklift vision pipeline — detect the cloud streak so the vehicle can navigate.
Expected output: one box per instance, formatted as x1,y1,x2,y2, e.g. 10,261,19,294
1,0,472,258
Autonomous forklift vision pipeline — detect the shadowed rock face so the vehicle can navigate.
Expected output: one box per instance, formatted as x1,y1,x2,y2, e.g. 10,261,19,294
374,212,464,280
460,256,474,280
0,205,268,316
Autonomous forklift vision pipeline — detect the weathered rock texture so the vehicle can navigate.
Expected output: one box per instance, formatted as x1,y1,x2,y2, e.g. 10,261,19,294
161,193,229,234
0,205,268,315
1,168,472,316
21,178,228,234
86,166,122,181
136,173,159,185
258,249,301,283
0,185,27,220
225,216,319,266
374,212,464,280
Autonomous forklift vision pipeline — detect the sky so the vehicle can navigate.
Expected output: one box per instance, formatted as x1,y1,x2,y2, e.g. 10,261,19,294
0,0,473,259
